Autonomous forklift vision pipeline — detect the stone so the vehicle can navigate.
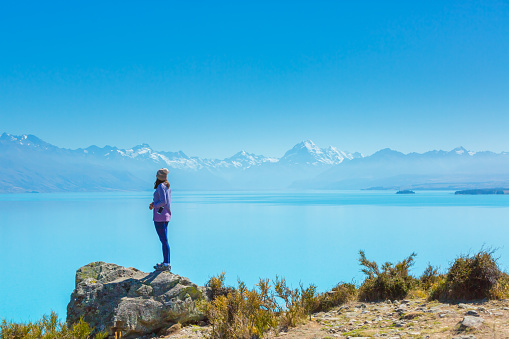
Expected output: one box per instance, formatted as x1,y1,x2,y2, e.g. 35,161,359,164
429,306,442,313
466,310,479,316
458,303,470,309
452,336,476,339
459,316,485,330
401,312,422,320
395,306,407,313
66,262,208,338
165,323,181,335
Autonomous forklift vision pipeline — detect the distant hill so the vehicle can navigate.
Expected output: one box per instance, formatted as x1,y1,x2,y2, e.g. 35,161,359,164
455,189,509,195
1,132,509,193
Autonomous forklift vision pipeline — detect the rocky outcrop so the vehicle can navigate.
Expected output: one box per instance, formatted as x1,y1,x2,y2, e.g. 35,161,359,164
67,262,208,338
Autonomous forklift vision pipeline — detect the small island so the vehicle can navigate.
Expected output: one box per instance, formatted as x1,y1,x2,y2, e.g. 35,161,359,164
455,188,509,195
396,190,415,194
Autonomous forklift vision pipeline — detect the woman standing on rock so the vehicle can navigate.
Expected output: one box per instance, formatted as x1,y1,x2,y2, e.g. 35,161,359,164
149,168,172,271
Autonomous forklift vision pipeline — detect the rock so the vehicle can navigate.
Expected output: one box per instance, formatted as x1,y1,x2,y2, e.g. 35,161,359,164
66,262,208,338
466,310,479,316
459,316,485,330
401,312,422,320
458,303,470,309
429,306,442,313
165,323,181,335
452,336,476,339
395,306,407,313
394,320,406,327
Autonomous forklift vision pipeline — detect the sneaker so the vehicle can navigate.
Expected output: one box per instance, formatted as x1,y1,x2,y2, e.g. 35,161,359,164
154,263,171,271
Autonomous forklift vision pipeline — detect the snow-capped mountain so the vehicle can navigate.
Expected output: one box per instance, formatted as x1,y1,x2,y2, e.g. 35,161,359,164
279,140,354,165
1,132,508,192
221,150,278,168
0,133,57,150
77,141,277,170
451,146,476,156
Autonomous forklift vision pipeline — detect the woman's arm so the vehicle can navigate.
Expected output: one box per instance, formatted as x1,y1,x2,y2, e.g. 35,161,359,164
153,184,168,209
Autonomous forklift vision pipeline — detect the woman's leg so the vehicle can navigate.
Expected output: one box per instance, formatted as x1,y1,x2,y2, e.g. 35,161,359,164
154,221,170,264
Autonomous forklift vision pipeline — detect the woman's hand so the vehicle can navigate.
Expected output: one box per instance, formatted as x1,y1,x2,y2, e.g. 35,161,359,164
149,202,154,210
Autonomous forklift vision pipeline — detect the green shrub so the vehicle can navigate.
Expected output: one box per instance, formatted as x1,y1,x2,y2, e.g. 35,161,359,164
204,275,322,338
205,277,279,339
357,250,417,301
430,249,509,300
0,312,107,339
310,282,357,313
206,272,235,300
273,276,306,329
419,264,442,291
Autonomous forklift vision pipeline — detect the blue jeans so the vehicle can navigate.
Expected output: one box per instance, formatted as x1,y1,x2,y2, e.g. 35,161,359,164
154,221,170,264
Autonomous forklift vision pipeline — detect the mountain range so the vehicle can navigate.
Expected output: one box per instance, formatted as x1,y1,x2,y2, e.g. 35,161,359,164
1,132,508,193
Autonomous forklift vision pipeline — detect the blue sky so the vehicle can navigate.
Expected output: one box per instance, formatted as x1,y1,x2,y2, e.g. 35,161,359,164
0,1,508,158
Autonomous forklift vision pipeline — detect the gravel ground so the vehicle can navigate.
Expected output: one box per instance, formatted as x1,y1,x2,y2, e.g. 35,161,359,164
162,298,509,339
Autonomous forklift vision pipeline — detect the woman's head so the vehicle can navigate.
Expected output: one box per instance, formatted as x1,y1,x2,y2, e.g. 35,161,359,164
156,168,169,181
154,168,170,189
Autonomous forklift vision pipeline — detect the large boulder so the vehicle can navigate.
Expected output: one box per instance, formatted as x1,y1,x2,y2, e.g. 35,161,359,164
67,262,208,337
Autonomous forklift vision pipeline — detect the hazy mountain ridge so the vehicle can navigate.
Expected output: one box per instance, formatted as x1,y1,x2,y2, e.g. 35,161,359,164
1,132,508,192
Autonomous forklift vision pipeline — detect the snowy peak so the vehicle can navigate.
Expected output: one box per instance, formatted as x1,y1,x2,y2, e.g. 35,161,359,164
0,133,55,150
280,140,353,165
121,144,155,158
223,150,276,168
350,152,364,159
299,140,321,152
325,146,354,162
451,146,476,156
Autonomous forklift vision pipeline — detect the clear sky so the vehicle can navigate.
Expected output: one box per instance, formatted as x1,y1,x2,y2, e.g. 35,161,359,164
1,1,508,158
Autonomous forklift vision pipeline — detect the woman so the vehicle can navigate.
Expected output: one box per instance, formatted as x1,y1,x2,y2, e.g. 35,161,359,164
149,168,172,271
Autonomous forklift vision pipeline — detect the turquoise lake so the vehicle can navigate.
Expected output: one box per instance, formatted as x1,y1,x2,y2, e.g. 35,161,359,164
1,190,508,321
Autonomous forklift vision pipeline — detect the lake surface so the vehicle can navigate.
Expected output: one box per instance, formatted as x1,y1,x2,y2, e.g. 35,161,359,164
1,190,508,321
